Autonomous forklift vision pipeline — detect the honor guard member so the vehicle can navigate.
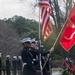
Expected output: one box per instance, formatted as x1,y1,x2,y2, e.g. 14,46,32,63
0,53,2,75
30,38,42,75
30,38,39,63
17,56,22,75
12,56,17,75
21,37,37,75
31,38,54,75
6,55,11,75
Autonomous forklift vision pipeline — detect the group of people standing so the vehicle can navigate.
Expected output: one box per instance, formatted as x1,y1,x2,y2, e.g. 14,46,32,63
0,53,22,75
0,37,54,75
21,37,54,75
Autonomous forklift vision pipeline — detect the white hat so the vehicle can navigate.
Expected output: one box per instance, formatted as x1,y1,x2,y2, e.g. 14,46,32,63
31,38,38,45
18,56,21,59
6,55,10,58
13,56,17,59
20,37,31,43
31,38,36,42
0,53,2,57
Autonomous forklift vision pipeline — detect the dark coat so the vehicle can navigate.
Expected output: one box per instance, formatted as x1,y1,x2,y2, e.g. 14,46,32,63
21,48,36,75
6,58,11,75
17,59,22,70
6,59,11,69
30,49,50,75
12,59,17,69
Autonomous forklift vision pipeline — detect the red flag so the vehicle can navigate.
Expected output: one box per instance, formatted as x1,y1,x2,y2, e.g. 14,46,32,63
60,4,75,51
38,0,52,41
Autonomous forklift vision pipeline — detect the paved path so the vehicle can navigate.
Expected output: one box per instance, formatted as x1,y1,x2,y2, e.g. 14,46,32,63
52,71,61,75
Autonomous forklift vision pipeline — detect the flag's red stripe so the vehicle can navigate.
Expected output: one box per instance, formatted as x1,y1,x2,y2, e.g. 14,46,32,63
43,17,49,35
42,8,47,27
39,3,49,7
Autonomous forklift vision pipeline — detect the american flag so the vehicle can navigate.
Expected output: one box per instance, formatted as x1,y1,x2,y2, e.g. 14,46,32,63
38,0,52,41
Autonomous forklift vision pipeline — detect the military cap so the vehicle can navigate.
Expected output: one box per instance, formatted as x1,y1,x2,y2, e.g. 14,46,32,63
13,56,17,59
20,37,31,43
6,55,10,58
31,38,38,45
31,38,36,42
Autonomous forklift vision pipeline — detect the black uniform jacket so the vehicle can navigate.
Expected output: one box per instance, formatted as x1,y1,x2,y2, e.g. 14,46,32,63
21,48,36,71
30,49,50,57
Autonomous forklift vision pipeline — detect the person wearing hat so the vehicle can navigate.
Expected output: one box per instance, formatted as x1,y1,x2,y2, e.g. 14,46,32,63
30,38,54,56
30,38,42,75
30,38,54,75
0,53,2,75
5,55,11,75
21,37,37,75
12,56,17,75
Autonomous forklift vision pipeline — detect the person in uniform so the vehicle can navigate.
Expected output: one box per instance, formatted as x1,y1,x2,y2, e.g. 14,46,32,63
21,37,37,75
6,55,11,75
17,56,22,75
30,38,54,75
30,38,39,64
12,56,17,75
0,53,2,75
30,38,41,75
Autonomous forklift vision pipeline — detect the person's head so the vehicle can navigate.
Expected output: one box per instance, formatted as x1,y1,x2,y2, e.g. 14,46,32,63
6,55,10,59
20,37,31,48
13,56,17,60
22,42,31,48
31,38,38,49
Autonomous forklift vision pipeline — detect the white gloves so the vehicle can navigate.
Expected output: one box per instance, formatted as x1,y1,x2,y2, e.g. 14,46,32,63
49,47,54,53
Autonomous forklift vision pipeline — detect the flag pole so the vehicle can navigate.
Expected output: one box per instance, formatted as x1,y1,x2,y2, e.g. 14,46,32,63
38,2,43,75
39,7,41,40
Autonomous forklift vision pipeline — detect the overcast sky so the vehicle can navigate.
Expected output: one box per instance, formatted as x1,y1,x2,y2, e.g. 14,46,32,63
0,0,75,22
0,0,39,21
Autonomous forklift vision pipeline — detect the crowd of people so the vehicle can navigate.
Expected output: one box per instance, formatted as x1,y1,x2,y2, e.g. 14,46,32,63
0,53,22,75
0,37,54,75
21,37,54,75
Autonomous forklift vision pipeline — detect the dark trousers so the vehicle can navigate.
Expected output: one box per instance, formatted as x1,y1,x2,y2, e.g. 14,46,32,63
6,69,10,75
23,65,36,75
18,70,22,75
12,69,16,75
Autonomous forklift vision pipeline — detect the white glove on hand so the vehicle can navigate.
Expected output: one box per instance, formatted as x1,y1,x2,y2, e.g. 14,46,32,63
49,47,54,53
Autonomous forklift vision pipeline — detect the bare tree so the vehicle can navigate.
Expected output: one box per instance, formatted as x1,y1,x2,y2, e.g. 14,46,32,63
49,0,74,27
0,20,21,59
